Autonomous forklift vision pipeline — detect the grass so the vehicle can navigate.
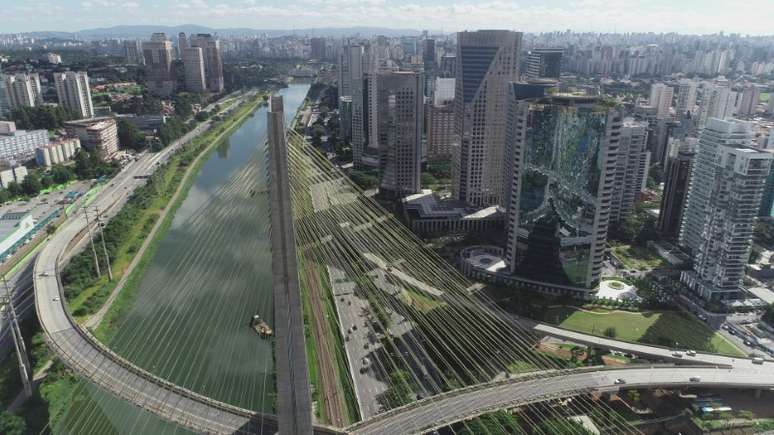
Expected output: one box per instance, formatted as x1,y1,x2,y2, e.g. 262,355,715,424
610,243,667,271
543,306,744,357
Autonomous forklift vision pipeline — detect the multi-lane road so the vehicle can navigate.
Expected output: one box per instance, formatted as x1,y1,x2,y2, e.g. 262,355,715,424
31,94,348,434
347,363,774,435
28,90,774,435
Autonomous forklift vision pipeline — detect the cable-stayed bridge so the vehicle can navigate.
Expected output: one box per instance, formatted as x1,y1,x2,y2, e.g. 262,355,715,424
31,94,774,435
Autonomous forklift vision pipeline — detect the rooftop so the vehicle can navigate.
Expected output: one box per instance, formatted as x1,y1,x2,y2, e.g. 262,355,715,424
403,189,502,220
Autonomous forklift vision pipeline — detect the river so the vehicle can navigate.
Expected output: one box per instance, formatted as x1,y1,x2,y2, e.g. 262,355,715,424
55,83,310,434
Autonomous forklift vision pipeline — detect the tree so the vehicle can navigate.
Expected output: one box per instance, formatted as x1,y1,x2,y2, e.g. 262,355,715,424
21,172,42,196
0,412,25,435
50,165,74,184
6,181,22,197
195,110,210,122
117,119,145,151
603,327,617,338
11,105,76,130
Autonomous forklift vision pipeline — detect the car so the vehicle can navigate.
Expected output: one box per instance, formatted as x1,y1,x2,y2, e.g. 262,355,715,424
686,350,697,356
39,272,49,277
689,376,701,382
614,378,626,385
752,357,765,365
52,297,59,302
672,351,684,358
744,340,753,346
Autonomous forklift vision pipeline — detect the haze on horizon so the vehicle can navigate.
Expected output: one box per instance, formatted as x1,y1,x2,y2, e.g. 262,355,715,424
4,0,774,36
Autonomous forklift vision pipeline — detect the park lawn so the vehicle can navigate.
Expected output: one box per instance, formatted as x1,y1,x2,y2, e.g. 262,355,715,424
610,243,667,271
544,306,744,357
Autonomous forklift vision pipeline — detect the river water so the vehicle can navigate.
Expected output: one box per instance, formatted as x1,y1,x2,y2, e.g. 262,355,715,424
56,83,310,434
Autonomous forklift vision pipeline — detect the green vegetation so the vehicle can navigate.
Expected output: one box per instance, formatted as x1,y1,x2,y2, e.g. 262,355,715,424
423,161,452,191
116,118,146,151
610,243,666,271
17,94,267,430
350,169,380,190
380,370,414,409
0,411,25,435
543,306,744,356
10,105,77,130
608,203,658,245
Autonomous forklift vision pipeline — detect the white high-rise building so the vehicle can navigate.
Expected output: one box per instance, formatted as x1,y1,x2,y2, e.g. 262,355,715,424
649,83,674,119
54,71,94,118
675,79,698,114
376,71,423,196
0,73,43,117
452,30,522,207
698,83,736,128
679,118,772,301
338,44,366,165
610,118,650,223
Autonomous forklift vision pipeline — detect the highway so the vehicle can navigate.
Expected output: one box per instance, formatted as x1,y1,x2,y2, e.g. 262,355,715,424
347,363,774,435
29,90,774,434
526,320,760,366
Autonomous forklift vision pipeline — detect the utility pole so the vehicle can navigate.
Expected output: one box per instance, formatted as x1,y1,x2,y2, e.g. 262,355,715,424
83,207,101,278
2,277,32,398
93,207,113,281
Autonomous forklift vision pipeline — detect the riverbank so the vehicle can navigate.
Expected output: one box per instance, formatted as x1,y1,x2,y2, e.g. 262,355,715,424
8,93,266,433
90,94,266,341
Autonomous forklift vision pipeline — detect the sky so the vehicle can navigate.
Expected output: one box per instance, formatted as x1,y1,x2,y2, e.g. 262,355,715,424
4,0,774,35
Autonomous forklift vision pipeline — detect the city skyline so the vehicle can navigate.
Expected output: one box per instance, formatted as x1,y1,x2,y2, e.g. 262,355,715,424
4,0,774,36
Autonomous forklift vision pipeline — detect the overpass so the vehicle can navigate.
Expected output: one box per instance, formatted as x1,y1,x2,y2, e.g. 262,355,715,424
32,92,774,434
508,314,760,366
347,364,774,435
33,95,342,435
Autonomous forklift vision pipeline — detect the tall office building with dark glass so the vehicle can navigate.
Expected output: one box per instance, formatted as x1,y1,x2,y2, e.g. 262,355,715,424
504,94,621,293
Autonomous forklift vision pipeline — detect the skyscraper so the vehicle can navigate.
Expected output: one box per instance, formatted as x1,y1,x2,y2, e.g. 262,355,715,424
178,32,188,59
649,83,674,119
504,94,622,294
526,48,563,80
376,71,424,196
189,34,224,93
427,77,455,161
423,38,436,68
310,37,326,60
737,84,761,117
338,44,366,165
658,141,696,239
123,39,144,65
183,47,206,92
697,83,736,128
142,33,176,96
610,118,650,223
54,71,94,118
453,30,522,207
759,159,774,218
679,118,772,301
675,79,698,114
0,73,43,117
